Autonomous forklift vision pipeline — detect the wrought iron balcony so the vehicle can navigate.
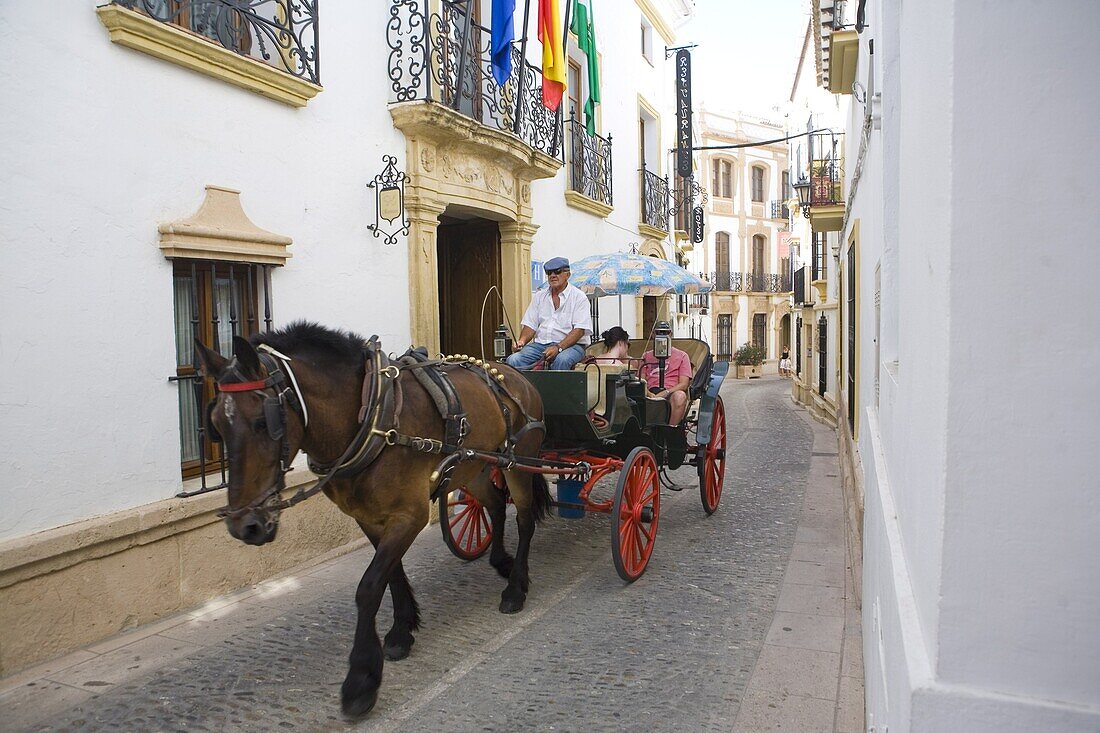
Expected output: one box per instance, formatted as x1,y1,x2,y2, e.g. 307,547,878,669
386,0,564,159
111,0,320,83
641,168,670,232
567,116,613,206
709,271,792,293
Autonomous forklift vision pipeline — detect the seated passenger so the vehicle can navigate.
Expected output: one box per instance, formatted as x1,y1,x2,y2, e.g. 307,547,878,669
595,326,631,367
506,256,591,371
641,333,693,425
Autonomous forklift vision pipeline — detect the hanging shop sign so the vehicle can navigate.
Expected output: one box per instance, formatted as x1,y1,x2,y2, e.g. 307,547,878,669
367,155,410,246
675,49,693,178
692,206,704,244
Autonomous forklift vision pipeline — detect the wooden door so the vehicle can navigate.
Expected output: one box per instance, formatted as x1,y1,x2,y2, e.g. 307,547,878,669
437,220,502,359
642,296,658,340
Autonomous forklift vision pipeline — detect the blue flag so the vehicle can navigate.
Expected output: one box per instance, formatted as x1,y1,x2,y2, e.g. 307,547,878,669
491,0,515,86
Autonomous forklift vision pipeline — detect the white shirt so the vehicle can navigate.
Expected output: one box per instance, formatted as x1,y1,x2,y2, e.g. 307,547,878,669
521,283,592,345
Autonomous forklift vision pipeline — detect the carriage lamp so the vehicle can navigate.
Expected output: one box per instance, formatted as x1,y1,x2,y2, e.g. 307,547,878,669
654,320,672,359
493,324,512,360
654,320,672,389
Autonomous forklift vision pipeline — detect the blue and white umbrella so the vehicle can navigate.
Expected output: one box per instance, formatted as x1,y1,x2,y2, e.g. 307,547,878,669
565,253,712,297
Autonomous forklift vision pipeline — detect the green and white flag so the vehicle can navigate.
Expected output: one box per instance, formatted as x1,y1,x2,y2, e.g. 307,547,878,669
571,0,600,135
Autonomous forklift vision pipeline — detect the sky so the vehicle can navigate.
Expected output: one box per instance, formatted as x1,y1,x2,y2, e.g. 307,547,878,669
680,0,811,119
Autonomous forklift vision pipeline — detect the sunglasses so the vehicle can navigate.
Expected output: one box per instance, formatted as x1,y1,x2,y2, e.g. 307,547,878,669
546,267,569,276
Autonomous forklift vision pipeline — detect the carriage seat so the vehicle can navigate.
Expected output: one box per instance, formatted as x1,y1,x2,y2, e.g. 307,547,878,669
583,338,712,399
574,362,630,419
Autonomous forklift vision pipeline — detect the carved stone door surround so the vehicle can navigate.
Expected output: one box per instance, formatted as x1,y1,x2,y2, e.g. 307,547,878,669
390,101,562,354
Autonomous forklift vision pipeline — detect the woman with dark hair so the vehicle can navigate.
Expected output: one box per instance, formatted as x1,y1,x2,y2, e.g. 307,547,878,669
599,326,631,367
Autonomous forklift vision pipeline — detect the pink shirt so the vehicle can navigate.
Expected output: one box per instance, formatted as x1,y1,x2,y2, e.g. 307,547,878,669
642,347,692,391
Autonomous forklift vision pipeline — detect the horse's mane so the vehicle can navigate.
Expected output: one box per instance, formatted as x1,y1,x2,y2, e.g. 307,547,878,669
251,320,367,367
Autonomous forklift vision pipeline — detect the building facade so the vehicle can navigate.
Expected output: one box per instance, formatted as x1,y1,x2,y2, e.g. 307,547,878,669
687,109,791,367
800,1,1100,731
0,0,693,675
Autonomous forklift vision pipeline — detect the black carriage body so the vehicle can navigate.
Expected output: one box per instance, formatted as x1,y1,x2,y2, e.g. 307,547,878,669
518,338,726,467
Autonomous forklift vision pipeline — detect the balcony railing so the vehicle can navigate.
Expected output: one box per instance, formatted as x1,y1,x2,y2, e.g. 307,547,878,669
386,0,564,158
769,199,790,219
641,168,670,232
113,0,320,83
707,271,793,293
568,116,613,206
805,130,845,207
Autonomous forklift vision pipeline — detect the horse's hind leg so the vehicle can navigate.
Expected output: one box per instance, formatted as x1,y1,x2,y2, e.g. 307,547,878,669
498,470,552,614
383,561,420,661
342,522,419,718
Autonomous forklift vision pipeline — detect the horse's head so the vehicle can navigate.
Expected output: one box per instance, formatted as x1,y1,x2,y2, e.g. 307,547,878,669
196,336,304,546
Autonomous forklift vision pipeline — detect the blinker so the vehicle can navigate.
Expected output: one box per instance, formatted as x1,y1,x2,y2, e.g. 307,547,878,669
263,397,286,440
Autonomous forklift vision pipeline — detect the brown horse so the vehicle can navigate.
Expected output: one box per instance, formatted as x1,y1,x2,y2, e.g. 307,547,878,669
196,322,550,717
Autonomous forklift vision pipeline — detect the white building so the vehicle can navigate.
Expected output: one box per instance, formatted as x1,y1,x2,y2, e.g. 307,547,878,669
787,18,845,423
0,0,693,676
802,0,1100,730
688,108,791,366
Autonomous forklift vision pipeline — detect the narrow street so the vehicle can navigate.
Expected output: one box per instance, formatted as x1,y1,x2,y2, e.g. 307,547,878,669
2,378,862,732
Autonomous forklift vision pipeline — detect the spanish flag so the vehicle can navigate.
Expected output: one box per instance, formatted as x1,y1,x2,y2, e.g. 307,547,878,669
538,0,566,111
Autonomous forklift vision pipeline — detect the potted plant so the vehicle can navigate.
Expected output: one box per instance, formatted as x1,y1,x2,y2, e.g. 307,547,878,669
734,343,766,379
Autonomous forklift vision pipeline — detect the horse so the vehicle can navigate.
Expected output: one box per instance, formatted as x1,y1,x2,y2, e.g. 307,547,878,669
195,322,550,717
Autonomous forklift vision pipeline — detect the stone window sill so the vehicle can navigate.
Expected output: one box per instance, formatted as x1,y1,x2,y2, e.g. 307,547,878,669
564,190,613,218
96,4,322,107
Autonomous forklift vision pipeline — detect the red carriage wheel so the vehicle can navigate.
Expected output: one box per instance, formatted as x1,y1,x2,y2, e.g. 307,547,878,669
439,489,492,560
611,447,660,582
699,397,727,515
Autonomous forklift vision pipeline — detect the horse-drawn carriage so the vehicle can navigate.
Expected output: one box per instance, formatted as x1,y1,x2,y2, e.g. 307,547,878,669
197,251,724,715
440,331,729,581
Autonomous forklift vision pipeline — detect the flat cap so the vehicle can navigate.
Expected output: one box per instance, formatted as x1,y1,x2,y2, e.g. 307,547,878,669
544,257,569,271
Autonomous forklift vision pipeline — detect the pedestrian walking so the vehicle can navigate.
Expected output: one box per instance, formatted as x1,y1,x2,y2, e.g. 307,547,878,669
779,345,792,377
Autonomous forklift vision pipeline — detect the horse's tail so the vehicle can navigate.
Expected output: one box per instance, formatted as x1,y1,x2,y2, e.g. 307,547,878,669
531,473,553,524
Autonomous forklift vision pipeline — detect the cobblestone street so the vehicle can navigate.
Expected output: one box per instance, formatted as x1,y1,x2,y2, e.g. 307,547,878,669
1,377,862,732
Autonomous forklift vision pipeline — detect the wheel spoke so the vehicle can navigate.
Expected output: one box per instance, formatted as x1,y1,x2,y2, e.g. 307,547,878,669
638,520,654,543
449,502,472,530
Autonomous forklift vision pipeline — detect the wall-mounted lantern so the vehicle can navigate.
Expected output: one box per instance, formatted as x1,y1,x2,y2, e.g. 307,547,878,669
367,155,410,246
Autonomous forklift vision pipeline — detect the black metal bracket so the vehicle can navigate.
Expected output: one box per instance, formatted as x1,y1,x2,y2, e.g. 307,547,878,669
367,155,410,246
664,43,698,59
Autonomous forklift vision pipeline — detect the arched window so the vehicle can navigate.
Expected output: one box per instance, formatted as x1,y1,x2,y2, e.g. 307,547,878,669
751,165,766,202
712,158,733,198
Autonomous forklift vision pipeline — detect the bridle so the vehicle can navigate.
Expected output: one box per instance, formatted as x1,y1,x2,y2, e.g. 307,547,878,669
212,340,402,522
214,345,308,521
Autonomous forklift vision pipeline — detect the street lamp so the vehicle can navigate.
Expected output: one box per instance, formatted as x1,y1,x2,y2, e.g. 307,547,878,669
793,178,812,217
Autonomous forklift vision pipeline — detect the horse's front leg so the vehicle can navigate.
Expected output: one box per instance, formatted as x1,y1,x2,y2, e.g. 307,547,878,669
382,560,420,661
342,526,418,717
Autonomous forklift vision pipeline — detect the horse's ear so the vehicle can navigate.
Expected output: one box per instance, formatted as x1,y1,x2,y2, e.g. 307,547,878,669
194,339,229,379
233,336,262,378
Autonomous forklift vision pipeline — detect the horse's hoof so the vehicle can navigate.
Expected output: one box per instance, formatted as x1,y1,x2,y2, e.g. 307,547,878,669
341,671,380,718
491,554,514,580
499,592,526,614
383,632,414,661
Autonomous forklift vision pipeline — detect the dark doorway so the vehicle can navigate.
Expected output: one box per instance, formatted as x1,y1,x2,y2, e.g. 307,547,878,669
642,296,658,341
437,217,502,359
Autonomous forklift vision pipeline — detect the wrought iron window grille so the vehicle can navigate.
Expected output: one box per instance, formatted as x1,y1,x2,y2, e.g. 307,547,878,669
386,0,564,159
169,260,275,498
818,313,828,398
641,168,670,232
568,116,613,206
113,0,320,84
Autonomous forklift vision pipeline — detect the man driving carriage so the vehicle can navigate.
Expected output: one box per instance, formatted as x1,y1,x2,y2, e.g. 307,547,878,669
506,257,592,371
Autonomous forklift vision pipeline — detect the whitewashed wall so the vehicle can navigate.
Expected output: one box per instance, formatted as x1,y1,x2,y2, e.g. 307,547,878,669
852,0,1100,730
0,1,690,542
